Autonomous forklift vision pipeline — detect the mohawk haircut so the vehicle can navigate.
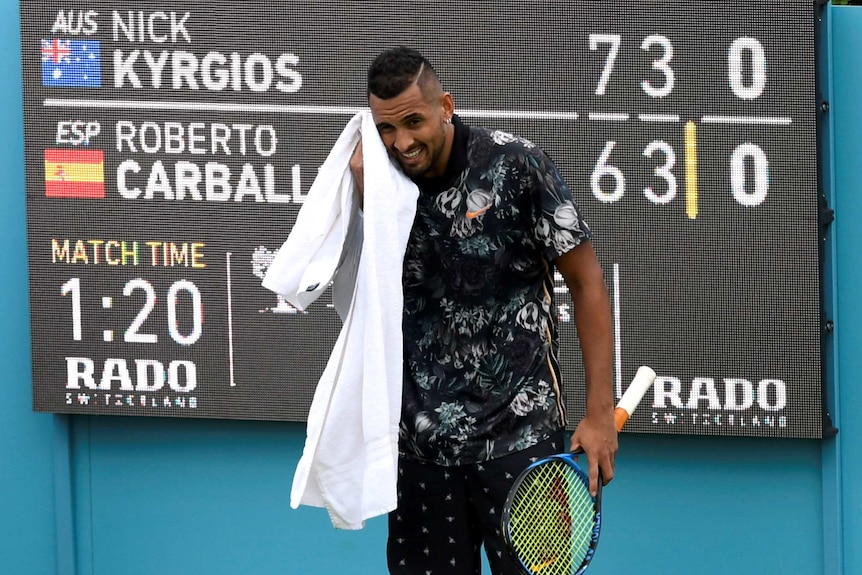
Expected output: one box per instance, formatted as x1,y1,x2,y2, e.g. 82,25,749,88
367,47,442,100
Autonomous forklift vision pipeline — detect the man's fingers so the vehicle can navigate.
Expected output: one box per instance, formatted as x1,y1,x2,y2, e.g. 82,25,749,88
571,421,618,495
586,451,615,496
589,458,600,497
601,456,615,486
586,460,616,496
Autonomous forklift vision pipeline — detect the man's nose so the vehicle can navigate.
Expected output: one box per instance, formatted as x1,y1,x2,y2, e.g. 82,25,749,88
393,129,414,153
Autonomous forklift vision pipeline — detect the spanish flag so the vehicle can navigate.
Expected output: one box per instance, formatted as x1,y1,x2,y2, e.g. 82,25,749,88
44,149,105,199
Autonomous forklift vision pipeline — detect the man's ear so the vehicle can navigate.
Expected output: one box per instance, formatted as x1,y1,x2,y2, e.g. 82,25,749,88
440,92,455,119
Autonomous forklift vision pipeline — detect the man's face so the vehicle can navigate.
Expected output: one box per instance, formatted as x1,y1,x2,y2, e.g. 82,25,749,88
369,82,454,179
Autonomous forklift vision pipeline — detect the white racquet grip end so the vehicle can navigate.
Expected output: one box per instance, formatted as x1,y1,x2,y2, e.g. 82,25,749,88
617,365,656,417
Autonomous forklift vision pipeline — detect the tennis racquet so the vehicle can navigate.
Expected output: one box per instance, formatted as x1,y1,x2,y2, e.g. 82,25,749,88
501,365,657,575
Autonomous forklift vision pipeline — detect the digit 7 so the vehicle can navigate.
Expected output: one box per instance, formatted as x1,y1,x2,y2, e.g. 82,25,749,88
589,33,622,96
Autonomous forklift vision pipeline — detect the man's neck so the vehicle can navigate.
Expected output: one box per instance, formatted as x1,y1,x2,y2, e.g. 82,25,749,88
413,116,469,193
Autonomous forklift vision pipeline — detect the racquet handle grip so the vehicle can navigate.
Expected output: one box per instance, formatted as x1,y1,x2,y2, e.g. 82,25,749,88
613,407,631,431
613,366,657,431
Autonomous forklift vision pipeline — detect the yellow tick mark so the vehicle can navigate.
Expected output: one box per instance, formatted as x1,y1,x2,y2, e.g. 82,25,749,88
685,120,698,220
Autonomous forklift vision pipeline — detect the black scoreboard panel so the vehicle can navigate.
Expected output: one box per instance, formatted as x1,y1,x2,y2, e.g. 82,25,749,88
22,1,822,437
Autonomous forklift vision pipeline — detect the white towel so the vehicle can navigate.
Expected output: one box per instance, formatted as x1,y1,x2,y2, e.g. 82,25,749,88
262,110,419,529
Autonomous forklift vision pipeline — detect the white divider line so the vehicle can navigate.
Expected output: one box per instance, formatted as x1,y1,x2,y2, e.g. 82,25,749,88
44,100,795,127
588,112,630,122
638,113,680,122
44,98,581,120
701,115,793,125
44,98,366,115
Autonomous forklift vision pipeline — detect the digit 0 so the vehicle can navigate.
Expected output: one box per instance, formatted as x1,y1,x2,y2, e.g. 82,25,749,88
728,37,767,100
730,143,769,207
168,280,203,346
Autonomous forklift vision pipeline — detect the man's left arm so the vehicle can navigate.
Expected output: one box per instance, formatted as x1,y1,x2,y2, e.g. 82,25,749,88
555,240,617,496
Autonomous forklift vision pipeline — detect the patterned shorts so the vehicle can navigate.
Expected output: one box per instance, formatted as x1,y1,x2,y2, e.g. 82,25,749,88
387,431,565,575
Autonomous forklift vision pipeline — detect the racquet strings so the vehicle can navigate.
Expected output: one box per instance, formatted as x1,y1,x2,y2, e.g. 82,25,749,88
508,460,596,575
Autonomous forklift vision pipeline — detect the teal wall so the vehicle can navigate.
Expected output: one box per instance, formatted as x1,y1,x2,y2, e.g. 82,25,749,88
0,1,56,572
826,5,862,575
2,3,860,574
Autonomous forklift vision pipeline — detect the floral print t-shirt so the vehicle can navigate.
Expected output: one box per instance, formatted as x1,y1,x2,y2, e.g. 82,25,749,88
400,118,592,466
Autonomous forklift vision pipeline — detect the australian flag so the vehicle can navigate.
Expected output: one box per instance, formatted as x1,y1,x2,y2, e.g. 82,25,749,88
41,39,101,88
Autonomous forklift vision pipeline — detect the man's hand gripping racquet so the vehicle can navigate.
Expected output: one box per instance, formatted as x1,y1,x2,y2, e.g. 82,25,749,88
501,366,657,575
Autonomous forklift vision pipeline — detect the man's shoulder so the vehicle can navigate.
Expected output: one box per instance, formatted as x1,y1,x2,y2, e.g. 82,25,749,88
466,125,547,170
469,125,538,151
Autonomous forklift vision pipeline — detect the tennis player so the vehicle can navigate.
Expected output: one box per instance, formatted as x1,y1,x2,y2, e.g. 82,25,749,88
351,47,617,575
